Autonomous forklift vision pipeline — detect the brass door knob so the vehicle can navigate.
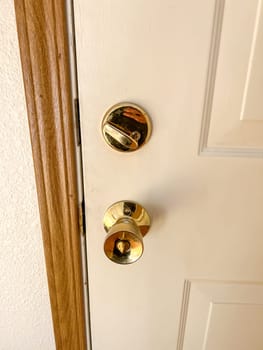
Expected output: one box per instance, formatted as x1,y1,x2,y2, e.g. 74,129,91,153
103,201,151,264
102,103,152,152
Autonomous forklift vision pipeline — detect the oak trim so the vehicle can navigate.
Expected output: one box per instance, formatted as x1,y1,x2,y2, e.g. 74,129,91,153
14,1,87,349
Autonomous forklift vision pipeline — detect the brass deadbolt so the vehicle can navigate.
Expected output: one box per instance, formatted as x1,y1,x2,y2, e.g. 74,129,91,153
103,201,151,264
102,103,152,152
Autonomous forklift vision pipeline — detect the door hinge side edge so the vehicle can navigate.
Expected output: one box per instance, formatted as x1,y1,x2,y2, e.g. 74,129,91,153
78,200,86,236
74,97,82,146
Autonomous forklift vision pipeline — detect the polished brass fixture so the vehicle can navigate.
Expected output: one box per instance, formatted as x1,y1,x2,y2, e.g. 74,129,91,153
102,102,152,152
103,201,151,264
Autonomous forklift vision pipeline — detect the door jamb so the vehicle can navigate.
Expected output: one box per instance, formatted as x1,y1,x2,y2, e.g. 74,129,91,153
14,1,87,349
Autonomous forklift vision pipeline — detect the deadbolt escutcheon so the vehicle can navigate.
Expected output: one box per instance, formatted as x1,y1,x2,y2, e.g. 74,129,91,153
102,103,152,152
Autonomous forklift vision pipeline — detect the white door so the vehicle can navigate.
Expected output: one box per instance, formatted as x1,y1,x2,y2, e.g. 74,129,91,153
73,1,263,349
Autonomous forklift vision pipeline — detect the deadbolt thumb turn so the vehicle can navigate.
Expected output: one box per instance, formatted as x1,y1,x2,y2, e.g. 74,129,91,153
103,201,151,264
102,103,152,152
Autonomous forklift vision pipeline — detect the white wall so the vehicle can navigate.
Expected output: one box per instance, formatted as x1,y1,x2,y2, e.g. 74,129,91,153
0,2,55,349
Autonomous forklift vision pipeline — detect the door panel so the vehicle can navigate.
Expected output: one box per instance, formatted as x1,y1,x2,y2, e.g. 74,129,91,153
180,281,263,350
74,0,263,349
200,0,263,156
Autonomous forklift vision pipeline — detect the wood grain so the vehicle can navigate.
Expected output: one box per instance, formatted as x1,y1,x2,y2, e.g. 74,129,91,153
14,1,87,349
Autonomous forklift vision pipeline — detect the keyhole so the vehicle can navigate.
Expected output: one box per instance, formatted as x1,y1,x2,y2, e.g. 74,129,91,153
114,239,130,256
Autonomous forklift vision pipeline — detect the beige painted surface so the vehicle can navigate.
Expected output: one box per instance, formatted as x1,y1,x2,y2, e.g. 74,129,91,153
0,2,55,349
75,0,263,349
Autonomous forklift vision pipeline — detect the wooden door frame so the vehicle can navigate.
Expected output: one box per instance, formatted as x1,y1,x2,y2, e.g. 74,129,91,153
14,1,87,349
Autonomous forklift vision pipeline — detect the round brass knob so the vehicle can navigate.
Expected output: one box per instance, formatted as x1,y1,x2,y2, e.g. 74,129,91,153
103,201,151,264
102,103,152,152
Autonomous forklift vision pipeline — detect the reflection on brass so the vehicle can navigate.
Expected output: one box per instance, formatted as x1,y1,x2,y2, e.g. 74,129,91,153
102,103,152,152
103,201,151,264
